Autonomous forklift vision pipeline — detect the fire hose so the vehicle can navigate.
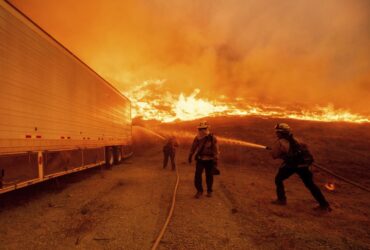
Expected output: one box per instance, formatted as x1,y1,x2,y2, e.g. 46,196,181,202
151,156,180,250
312,163,370,193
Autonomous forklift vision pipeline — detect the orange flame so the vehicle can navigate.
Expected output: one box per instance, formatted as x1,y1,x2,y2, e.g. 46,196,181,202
324,183,336,191
126,82,369,123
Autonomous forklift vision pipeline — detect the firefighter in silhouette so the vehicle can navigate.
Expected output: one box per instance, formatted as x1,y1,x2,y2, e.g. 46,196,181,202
188,121,219,198
163,136,179,170
270,123,331,211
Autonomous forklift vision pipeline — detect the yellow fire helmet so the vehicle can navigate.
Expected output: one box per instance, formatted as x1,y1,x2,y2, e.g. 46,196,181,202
198,121,209,129
275,123,291,134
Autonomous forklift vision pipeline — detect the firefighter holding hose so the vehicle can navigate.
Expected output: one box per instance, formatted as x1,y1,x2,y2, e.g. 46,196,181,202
270,123,332,212
188,121,219,198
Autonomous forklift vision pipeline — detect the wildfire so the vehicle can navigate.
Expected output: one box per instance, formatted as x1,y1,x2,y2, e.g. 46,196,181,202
173,89,229,121
324,183,336,191
125,81,369,124
285,105,370,123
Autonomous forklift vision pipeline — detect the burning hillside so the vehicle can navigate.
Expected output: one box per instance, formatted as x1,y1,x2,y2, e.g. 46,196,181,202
11,0,370,124
126,80,369,123
2,1,370,249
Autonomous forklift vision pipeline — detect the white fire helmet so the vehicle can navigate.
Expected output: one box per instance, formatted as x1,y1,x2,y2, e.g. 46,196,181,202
197,121,209,129
275,123,291,134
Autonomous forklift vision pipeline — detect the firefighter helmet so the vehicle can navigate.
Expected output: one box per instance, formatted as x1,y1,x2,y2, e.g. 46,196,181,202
197,121,209,129
275,123,291,134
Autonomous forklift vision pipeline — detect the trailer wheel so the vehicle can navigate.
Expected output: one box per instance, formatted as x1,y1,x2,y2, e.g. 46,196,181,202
114,147,122,164
106,147,114,168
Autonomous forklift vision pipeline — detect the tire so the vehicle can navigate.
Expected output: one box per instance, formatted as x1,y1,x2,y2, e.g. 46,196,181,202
105,147,114,168
114,147,122,165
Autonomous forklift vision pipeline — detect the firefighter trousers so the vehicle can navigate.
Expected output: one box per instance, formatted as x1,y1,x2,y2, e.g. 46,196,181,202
275,166,329,207
194,159,214,193
163,151,176,169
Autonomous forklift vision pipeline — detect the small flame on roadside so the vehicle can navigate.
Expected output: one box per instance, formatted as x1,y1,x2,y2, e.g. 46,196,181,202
126,82,369,124
324,183,336,191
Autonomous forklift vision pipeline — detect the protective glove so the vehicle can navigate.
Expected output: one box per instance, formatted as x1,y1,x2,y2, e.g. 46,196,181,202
188,155,192,164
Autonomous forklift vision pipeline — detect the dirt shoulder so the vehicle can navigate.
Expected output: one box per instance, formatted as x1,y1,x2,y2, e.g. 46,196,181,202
0,147,175,250
160,147,370,250
1,120,369,250
159,158,254,250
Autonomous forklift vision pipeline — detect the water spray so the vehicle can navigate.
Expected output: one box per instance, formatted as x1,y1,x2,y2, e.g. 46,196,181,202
217,137,268,150
157,129,269,150
134,126,166,141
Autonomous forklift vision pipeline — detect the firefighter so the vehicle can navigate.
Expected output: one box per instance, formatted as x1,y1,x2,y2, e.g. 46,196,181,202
163,136,179,170
188,121,219,198
270,123,331,211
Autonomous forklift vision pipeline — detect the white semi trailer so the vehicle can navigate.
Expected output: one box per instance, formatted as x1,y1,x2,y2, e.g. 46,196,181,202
0,1,132,194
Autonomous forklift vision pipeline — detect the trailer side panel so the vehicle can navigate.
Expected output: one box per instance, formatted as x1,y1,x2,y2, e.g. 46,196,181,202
0,2,132,193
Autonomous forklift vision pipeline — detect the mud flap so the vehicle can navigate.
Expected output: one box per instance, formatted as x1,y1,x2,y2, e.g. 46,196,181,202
0,169,4,188
0,153,39,188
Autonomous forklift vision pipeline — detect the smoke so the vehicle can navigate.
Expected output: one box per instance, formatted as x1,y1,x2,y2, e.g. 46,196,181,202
10,0,370,114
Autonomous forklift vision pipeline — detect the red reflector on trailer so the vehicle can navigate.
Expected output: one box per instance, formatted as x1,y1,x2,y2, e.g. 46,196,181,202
61,136,65,139
38,156,42,165
67,137,71,139
25,135,32,138
36,135,42,139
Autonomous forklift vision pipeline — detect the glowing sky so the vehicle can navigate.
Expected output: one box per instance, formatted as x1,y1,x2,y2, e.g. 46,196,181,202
10,0,370,117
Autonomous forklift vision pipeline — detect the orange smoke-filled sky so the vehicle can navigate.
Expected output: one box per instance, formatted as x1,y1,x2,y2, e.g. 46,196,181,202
10,0,370,115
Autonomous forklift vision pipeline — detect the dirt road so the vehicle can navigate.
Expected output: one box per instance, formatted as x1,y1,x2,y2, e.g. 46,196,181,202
1,121,370,249
159,159,255,250
0,147,175,250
